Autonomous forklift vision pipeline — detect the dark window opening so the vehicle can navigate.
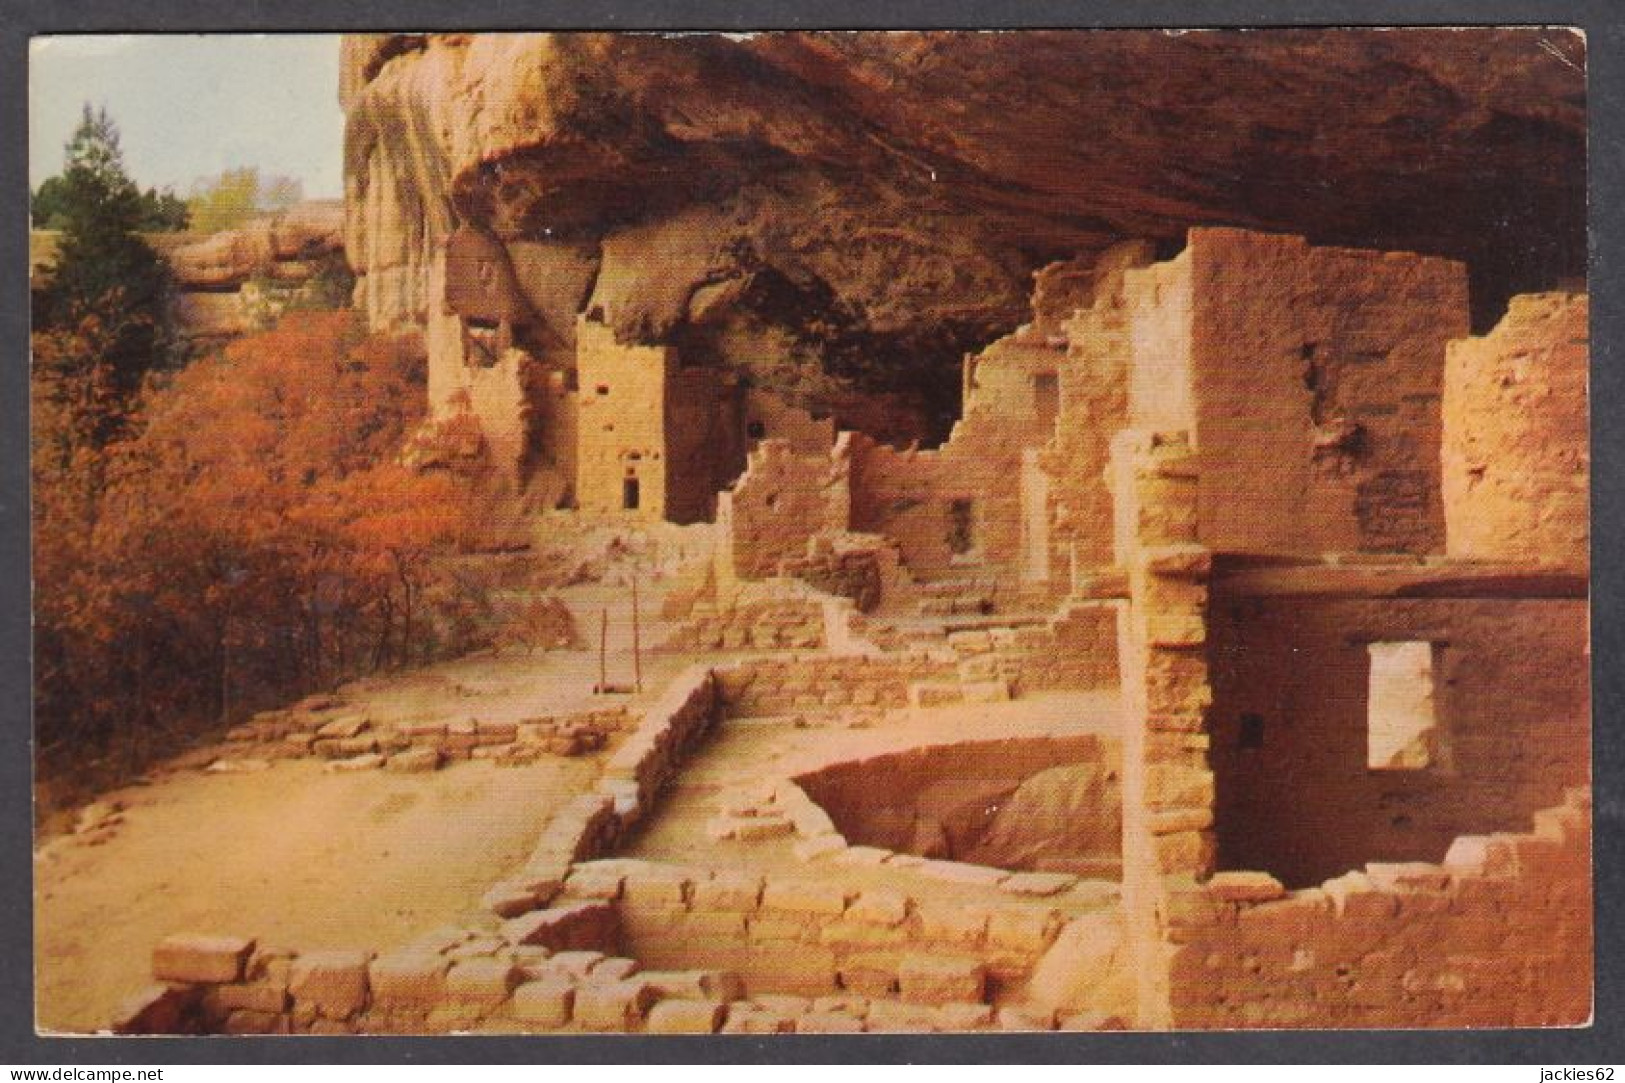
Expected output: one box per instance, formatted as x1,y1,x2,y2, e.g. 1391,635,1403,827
623,477,641,511
747,420,767,439
462,317,505,369
1033,371,1060,422
1238,712,1265,750
948,499,976,556
596,384,610,396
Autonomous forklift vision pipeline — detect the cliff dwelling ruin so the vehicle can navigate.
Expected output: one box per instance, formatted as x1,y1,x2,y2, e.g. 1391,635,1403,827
47,28,1589,1037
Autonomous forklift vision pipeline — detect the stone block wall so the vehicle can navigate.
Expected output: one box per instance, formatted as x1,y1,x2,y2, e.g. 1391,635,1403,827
661,580,830,652
1206,588,1590,888
575,318,677,518
587,857,1072,1004
848,329,1068,582
1036,242,1157,581
780,531,899,613
1163,786,1591,1028
945,602,1121,693
1109,428,1217,1028
1125,229,1470,558
717,437,851,582
425,254,535,482
219,702,634,769
1443,291,1589,565
714,654,958,718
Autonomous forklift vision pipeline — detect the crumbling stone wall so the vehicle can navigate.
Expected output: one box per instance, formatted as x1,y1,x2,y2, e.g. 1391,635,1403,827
1126,229,1470,557
714,654,958,717
717,438,851,582
661,580,830,653
848,327,1068,581
1032,245,1155,583
1164,787,1591,1028
1442,291,1589,565
780,532,899,613
1205,584,1590,889
424,252,537,484
943,603,1120,695
1101,406,1591,1029
601,856,1072,1003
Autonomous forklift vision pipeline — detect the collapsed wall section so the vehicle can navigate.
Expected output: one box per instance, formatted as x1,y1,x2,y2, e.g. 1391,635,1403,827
1164,787,1591,1028
575,319,678,519
1442,291,1589,565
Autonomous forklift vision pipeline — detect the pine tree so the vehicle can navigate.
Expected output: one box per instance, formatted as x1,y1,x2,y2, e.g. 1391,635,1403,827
33,105,174,448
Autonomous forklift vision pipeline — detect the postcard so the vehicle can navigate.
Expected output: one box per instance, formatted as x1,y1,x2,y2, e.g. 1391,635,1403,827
28,28,1590,1036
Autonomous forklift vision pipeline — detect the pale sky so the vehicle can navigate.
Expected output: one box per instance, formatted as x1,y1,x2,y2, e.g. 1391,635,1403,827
29,35,345,199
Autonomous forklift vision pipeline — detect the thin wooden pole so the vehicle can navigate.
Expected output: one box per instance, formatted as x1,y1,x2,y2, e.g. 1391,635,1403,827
598,608,608,693
631,572,643,693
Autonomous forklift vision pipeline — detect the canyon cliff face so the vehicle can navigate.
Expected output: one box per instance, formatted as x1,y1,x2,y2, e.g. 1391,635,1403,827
339,29,1584,439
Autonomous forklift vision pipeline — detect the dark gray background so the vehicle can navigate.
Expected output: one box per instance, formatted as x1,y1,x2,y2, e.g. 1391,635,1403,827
1,0,1618,1064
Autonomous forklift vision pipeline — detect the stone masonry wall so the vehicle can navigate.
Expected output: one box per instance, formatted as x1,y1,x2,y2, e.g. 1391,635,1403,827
661,580,830,653
1163,786,1591,1028
780,531,898,613
849,334,1064,581
718,437,851,582
714,654,958,718
1131,229,1471,557
1035,242,1156,581
1109,428,1217,1028
575,317,676,518
944,601,1121,694
425,254,533,482
1206,589,1590,889
1442,291,1589,565
587,855,1074,1006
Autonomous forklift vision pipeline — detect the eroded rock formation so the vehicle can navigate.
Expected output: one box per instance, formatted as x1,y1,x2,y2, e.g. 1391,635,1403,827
166,200,348,342
340,29,1584,440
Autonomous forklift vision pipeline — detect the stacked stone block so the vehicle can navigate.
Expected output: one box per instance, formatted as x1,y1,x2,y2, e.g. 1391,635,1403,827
1163,787,1591,1028
712,653,957,717
1442,291,1589,566
1108,429,1216,1027
565,857,1074,1005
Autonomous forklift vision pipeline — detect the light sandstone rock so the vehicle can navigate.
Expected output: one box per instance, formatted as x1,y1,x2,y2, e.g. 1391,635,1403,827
153,934,255,984
288,951,371,1019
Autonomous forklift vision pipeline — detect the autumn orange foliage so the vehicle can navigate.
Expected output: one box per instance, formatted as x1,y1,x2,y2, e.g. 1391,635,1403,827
33,311,480,780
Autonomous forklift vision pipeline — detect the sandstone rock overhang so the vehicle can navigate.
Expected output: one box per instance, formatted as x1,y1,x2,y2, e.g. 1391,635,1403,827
340,28,1585,373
